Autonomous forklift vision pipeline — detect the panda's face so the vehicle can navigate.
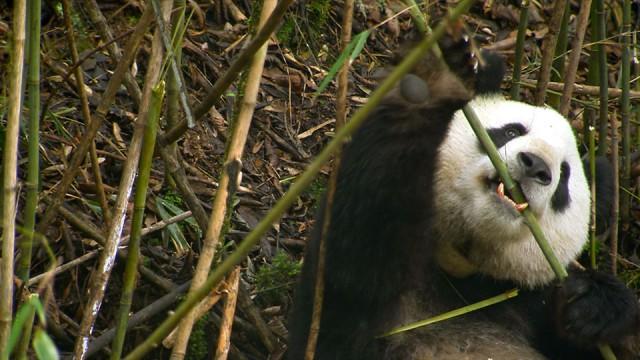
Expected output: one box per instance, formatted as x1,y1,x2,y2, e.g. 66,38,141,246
434,96,590,288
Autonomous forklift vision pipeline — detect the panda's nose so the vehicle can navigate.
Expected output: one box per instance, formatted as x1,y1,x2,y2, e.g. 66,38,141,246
518,152,552,185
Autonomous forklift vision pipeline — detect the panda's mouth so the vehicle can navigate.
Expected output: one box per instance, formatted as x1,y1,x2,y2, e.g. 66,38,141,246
486,177,529,213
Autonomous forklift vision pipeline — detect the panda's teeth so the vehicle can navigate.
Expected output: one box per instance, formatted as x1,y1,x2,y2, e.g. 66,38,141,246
514,202,529,212
495,181,529,213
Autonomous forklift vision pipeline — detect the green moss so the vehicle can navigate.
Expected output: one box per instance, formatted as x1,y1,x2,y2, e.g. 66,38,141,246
277,0,332,49
254,251,301,305
186,314,211,360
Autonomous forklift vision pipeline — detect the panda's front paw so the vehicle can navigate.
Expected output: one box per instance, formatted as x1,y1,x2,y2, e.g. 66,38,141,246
438,27,476,85
438,26,504,95
554,270,639,345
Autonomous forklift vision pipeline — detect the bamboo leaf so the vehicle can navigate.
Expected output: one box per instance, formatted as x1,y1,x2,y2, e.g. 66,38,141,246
33,329,60,360
313,30,371,98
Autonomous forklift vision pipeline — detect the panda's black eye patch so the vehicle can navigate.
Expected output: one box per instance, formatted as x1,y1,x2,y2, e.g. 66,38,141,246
484,123,527,150
551,161,571,212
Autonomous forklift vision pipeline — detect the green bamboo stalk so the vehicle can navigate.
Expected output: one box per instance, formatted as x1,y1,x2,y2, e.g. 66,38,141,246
14,1,42,354
619,0,631,243
165,0,186,160
596,0,609,156
589,126,597,269
110,82,164,359
149,0,194,128
122,3,475,358
610,108,620,278
510,0,529,101
0,0,26,354
16,0,41,283
583,1,599,145
548,0,570,108
379,289,519,337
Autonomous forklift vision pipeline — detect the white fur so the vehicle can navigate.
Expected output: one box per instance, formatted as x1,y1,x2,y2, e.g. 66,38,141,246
434,95,590,288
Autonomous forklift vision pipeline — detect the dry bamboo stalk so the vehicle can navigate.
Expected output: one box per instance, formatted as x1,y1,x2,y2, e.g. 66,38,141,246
558,0,593,116
162,283,224,348
521,79,640,99
0,0,26,353
169,0,278,356
214,267,241,360
72,2,173,358
534,0,568,105
62,0,111,225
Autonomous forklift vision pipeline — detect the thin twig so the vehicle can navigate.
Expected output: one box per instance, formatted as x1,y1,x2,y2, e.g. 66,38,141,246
558,0,593,116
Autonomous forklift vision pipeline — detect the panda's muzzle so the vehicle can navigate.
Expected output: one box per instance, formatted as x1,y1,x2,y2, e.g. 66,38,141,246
518,152,552,186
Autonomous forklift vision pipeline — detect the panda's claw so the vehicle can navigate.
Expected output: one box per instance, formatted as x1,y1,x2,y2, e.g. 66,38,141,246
554,270,640,345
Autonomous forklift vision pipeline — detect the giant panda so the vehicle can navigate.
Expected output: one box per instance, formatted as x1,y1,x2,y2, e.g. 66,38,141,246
287,30,639,360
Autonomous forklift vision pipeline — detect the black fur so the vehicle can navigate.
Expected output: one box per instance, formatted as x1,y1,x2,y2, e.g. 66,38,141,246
551,161,571,212
287,33,639,359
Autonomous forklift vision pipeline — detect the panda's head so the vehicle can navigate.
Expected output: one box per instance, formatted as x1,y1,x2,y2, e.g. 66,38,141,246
433,95,590,288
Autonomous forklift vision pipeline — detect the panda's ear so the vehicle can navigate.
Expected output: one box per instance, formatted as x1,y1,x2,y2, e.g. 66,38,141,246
475,50,505,95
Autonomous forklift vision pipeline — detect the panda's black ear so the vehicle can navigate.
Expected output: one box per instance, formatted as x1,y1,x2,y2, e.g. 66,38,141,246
475,50,505,95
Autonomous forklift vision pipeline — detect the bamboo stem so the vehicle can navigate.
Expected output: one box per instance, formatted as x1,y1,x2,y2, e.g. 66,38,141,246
110,82,165,360
214,267,241,360
548,0,570,108
510,0,529,101
534,0,568,105
380,289,519,337
559,0,593,116
589,127,597,269
619,0,632,243
16,0,41,283
14,1,42,354
0,0,26,354
596,0,609,156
